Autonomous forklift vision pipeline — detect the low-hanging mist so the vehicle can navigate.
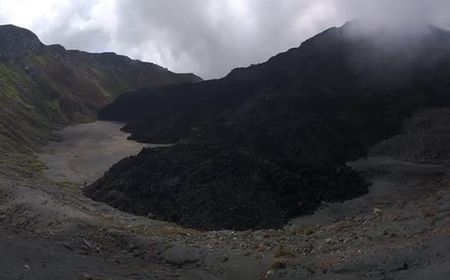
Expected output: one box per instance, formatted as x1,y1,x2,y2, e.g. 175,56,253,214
0,0,449,79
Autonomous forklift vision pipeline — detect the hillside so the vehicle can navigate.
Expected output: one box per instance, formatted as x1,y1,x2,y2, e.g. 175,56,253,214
100,22,450,145
370,108,450,161
4,20,450,280
86,21,450,230
0,24,201,177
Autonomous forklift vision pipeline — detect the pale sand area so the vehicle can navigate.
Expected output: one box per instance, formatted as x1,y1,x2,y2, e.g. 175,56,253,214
38,121,169,185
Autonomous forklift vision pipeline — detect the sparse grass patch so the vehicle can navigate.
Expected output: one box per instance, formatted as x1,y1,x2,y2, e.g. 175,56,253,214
56,181,79,189
290,225,319,236
273,245,298,259
0,149,46,180
98,213,201,239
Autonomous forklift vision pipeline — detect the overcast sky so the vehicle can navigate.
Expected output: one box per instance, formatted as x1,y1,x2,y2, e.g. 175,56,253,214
0,0,449,79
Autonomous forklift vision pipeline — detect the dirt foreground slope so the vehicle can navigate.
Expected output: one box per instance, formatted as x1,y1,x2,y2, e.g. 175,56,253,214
3,116,450,279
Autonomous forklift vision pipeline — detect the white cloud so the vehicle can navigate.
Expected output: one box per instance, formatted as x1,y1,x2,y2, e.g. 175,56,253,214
0,0,448,79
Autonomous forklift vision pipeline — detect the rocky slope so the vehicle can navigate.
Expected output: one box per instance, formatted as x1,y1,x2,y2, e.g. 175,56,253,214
370,108,450,162
87,21,450,230
86,144,367,230
4,21,450,279
0,24,201,177
100,22,450,144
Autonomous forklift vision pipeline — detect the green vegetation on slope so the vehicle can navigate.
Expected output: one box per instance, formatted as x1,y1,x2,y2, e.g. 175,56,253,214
0,61,56,178
0,25,201,179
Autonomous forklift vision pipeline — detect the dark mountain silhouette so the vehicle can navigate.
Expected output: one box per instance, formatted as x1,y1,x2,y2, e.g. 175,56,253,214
100,22,450,146
86,21,450,230
0,25,44,59
0,24,201,172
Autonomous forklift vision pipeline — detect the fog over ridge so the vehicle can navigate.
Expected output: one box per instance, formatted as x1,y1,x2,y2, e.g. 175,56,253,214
0,0,449,79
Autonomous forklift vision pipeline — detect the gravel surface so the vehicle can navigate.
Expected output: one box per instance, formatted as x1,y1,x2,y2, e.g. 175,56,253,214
3,121,450,279
38,121,169,185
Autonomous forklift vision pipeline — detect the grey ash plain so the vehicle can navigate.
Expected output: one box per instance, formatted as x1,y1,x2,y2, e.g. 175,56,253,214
38,121,169,185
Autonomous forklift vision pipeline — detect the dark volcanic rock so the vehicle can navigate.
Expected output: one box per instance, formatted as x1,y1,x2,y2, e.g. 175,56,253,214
100,22,450,144
84,145,368,230
87,21,450,230
100,80,257,143
370,108,450,161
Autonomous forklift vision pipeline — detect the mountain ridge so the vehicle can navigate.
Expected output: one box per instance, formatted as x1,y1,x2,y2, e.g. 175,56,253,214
88,21,450,230
0,24,44,59
100,22,450,145
0,24,201,178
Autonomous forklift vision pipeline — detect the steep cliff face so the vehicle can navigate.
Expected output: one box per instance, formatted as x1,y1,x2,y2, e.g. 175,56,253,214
0,25,44,59
0,24,201,177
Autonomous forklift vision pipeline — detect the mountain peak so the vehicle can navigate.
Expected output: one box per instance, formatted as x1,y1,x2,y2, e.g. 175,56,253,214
340,18,448,40
0,24,44,59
